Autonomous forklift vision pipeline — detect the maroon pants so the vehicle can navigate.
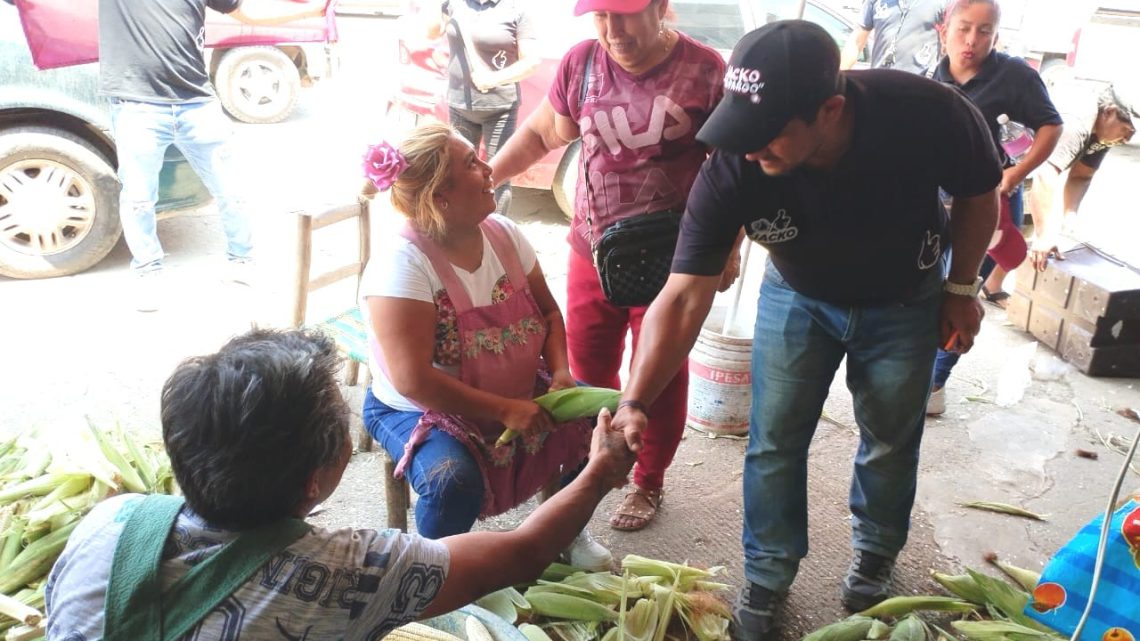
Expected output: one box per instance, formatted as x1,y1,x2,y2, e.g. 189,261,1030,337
565,250,688,491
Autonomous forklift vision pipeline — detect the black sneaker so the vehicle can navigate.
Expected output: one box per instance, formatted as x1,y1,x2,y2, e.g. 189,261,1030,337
729,582,780,641
840,549,895,612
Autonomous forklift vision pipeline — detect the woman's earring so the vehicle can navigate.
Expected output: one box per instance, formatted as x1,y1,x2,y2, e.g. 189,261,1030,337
441,201,449,210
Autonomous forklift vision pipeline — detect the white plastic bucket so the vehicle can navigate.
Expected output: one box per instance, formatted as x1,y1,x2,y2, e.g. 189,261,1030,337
686,307,753,436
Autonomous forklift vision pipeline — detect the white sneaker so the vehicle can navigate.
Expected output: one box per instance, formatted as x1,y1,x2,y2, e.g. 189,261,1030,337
133,267,163,312
926,386,946,416
565,529,613,571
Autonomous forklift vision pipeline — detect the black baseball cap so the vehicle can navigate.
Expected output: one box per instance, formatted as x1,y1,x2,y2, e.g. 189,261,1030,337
697,20,843,154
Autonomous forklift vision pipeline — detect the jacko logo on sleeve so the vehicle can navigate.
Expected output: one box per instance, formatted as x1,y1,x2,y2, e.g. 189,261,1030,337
724,66,765,104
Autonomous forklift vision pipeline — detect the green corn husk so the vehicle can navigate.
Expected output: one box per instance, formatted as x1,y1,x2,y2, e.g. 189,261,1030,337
1,447,50,483
952,620,1067,641
986,557,1042,593
858,595,976,618
959,501,1048,521
963,570,1052,631
541,562,583,582
867,620,893,640
801,616,875,641
466,616,495,641
0,516,25,573
931,572,988,605
497,387,621,446
525,592,618,622
477,588,521,624
519,624,555,641
620,598,658,641
887,615,928,641
87,419,148,494
528,583,615,604
120,428,157,492
620,555,722,591
0,473,80,506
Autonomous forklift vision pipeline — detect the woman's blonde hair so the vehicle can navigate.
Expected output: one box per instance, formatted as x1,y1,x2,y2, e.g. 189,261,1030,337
362,123,455,240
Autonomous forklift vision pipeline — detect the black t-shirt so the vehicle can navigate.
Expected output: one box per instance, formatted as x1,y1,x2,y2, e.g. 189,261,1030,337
98,0,241,103
673,70,1002,306
932,51,1062,166
442,0,534,111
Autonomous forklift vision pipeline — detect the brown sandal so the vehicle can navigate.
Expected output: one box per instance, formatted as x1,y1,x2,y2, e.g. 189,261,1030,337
609,486,664,531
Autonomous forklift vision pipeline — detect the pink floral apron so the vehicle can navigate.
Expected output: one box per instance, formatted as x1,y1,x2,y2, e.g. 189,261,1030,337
382,218,591,518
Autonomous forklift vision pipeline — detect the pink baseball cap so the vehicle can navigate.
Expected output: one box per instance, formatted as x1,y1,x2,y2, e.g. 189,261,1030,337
573,0,653,16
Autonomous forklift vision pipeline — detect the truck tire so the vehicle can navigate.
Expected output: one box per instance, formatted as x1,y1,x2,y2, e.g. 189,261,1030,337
215,46,300,124
1038,57,1072,91
552,140,580,221
0,126,122,279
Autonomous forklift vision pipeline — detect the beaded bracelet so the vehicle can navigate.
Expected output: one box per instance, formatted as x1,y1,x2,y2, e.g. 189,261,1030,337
617,399,648,414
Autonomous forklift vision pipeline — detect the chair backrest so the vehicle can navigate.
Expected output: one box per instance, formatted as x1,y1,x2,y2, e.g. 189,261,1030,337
292,197,372,328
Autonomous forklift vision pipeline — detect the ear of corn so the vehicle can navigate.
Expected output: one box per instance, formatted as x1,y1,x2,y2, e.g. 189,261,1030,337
987,558,1041,593
801,616,875,641
466,615,495,641
867,620,893,640
962,570,1037,627
950,620,1064,641
0,592,41,627
858,596,976,618
525,593,618,622
87,419,148,494
519,623,555,641
497,387,621,446
931,572,988,605
887,615,928,641
540,562,582,582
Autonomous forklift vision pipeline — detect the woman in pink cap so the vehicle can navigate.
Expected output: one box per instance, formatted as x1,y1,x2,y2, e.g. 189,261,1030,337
490,0,736,531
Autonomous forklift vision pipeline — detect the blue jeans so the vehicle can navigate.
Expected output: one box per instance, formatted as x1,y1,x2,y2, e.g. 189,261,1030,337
742,262,942,593
110,99,253,270
363,389,483,538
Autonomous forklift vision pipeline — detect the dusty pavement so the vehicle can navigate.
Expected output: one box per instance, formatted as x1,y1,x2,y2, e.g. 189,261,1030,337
1,14,1139,639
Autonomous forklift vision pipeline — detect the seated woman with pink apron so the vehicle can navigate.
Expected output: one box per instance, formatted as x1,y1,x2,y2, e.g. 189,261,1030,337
358,124,612,570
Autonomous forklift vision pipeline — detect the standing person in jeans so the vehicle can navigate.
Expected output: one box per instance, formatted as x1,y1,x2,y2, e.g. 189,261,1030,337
99,0,326,311
428,0,539,210
491,0,735,532
840,0,943,76
607,21,1000,637
925,0,1062,416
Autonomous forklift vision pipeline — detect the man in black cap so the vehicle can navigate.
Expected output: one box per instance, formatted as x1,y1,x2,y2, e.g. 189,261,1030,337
1028,80,1137,270
607,20,1000,637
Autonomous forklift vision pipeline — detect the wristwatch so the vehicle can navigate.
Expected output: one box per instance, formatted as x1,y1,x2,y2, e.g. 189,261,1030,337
943,277,983,297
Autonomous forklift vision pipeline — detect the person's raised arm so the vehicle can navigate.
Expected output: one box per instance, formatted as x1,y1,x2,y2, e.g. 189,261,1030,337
1000,123,1062,194
489,98,577,187
368,296,552,435
840,27,871,70
527,261,575,392
611,273,721,451
942,188,999,351
422,411,636,616
227,0,325,26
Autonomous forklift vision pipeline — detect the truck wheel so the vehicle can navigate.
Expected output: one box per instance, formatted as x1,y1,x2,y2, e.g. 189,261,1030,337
215,46,300,124
0,126,122,279
552,140,580,221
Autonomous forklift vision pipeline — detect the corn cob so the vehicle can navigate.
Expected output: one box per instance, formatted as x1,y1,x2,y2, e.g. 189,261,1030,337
6,622,45,641
0,592,41,627
858,595,975,617
801,616,876,641
466,616,495,641
931,572,988,605
496,387,620,446
87,420,148,494
0,474,79,506
386,622,466,641
0,520,78,594
887,615,928,641
120,428,157,492
519,624,555,641
525,592,618,622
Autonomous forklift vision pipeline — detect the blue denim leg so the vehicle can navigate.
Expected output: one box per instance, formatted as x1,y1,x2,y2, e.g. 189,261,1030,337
109,100,175,269
742,264,941,592
932,349,959,388
743,265,846,592
843,270,941,560
362,390,483,538
172,100,253,261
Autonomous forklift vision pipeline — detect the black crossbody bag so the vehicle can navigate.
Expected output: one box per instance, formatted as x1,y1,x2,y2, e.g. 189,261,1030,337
579,43,682,308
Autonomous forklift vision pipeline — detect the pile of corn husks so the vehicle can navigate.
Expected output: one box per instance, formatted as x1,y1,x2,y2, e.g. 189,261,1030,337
802,561,1067,641
0,421,175,640
474,555,732,641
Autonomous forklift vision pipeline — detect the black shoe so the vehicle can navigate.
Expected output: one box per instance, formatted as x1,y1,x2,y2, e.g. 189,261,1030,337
729,582,781,641
840,549,895,612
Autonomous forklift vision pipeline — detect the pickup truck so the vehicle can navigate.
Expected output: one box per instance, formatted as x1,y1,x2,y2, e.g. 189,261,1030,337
0,0,336,279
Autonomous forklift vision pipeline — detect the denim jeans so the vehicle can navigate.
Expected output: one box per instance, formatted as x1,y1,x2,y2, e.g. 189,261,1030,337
109,99,253,270
742,262,942,593
363,389,483,538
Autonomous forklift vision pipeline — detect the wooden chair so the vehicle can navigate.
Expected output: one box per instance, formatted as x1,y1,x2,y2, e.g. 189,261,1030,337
292,198,412,531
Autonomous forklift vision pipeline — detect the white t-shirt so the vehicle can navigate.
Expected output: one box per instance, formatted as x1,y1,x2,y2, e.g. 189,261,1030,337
45,494,450,641
360,215,538,411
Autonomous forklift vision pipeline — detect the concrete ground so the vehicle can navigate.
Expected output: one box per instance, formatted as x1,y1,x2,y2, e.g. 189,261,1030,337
1,14,1138,639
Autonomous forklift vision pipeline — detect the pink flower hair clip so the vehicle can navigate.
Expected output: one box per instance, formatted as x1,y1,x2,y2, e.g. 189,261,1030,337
363,141,407,192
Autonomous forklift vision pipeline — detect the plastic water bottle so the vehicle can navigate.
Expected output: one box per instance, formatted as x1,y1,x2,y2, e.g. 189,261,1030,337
997,114,1034,163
